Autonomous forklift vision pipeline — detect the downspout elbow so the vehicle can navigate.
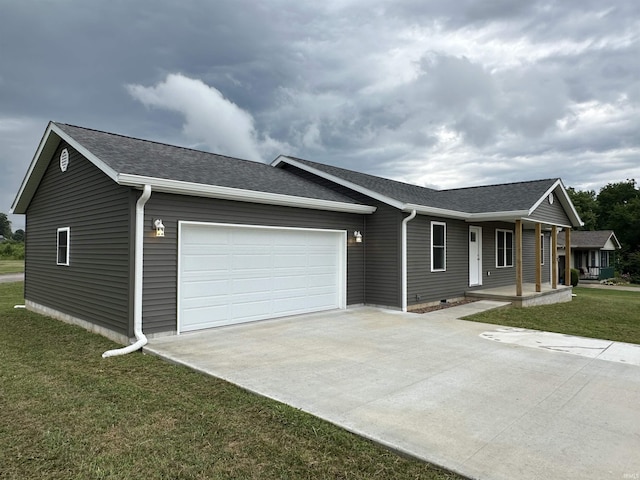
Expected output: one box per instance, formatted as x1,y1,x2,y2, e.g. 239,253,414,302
103,185,152,358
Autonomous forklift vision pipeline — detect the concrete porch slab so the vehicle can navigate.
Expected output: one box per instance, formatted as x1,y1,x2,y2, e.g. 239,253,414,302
466,283,572,307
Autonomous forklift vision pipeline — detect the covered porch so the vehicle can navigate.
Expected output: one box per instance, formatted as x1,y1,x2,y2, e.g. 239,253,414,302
468,220,576,307
466,283,573,307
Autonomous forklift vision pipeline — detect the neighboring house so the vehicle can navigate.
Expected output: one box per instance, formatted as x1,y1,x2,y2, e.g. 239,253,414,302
557,230,621,281
11,122,583,347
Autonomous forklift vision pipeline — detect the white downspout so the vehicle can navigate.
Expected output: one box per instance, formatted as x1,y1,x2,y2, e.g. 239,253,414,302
401,209,417,312
103,185,152,358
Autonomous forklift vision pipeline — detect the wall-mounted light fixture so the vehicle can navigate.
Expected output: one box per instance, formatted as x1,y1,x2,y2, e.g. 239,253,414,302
354,231,363,243
153,219,165,237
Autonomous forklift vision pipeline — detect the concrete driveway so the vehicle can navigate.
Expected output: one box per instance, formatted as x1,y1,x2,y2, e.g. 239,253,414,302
145,303,640,480
0,273,24,283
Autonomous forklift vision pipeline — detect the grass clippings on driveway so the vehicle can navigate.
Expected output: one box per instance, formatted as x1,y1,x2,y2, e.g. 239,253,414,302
0,281,463,480
463,286,640,345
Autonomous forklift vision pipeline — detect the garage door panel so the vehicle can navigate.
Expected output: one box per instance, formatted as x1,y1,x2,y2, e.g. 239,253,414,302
179,223,345,332
231,278,273,294
272,294,335,313
182,305,229,325
230,300,274,321
232,255,272,270
183,280,229,298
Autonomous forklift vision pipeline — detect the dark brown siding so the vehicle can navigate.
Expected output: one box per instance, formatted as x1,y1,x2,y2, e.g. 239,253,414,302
25,143,133,336
143,193,366,334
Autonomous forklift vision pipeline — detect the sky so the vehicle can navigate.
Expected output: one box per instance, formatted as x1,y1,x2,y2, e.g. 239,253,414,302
1,0,639,231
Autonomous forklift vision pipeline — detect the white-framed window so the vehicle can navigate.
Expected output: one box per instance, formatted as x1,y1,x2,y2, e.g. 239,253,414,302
431,221,446,272
57,227,70,266
496,229,513,268
540,233,545,265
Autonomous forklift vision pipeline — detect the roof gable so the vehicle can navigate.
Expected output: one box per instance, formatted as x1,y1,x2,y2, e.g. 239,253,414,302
12,123,375,215
557,230,622,249
274,156,583,226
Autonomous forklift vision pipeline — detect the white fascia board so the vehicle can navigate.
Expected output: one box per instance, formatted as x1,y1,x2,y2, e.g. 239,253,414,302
12,123,120,214
273,156,406,210
11,122,57,213
402,203,469,220
530,179,584,227
519,217,572,229
49,123,119,182
466,210,530,221
117,174,377,214
529,179,562,214
603,232,622,250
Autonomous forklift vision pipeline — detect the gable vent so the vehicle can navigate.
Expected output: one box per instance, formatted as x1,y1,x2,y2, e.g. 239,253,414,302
60,148,69,173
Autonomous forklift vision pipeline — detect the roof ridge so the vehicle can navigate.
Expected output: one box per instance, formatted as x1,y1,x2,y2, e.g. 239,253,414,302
441,178,558,193
55,122,263,165
286,156,438,192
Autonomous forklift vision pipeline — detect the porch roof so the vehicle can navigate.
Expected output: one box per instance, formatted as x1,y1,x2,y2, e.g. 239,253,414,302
557,230,621,250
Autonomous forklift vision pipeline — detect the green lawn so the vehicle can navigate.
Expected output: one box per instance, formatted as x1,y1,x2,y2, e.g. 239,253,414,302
0,282,461,480
0,259,24,274
464,287,640,344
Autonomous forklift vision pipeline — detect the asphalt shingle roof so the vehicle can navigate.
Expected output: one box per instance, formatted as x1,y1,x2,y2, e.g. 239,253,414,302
557,230,619,248
286,157,558,213
54,124,562,215
55,123,362,205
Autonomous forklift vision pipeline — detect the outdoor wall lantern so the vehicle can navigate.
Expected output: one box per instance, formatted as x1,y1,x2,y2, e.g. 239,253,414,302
153,219,165,237
354,231,363,243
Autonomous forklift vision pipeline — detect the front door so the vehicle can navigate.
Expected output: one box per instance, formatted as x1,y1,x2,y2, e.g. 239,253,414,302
469,226,482,286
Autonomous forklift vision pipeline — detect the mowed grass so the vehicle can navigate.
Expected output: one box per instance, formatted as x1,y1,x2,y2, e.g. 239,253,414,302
0,282,462,480
0,259,24,274
464,287,640,344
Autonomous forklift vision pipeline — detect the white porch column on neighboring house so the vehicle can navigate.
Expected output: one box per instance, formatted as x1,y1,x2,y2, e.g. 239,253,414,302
516,219,523,297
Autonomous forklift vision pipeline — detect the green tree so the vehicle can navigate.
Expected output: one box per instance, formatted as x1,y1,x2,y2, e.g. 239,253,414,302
596,180,640,253
12,229,25,242
597,179,638,227
0,212,12,239
567,187,598,230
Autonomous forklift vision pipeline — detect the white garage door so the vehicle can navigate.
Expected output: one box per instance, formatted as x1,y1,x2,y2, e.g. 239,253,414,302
178,222,346,332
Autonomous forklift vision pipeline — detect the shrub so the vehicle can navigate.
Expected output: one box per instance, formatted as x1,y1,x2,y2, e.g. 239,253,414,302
0,241,24,260
570,268,580,287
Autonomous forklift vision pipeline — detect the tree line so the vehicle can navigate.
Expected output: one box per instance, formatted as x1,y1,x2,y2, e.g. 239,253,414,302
568,179,640,282
0,212,25,260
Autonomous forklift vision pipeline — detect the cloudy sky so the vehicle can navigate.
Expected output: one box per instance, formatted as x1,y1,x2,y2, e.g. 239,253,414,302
2,0,639,230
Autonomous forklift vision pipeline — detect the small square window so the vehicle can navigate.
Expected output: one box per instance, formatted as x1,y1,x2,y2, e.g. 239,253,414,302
57,227,70,266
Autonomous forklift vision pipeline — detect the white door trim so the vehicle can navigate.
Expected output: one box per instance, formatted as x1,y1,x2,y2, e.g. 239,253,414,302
469,226,483,286
177,221,347,334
